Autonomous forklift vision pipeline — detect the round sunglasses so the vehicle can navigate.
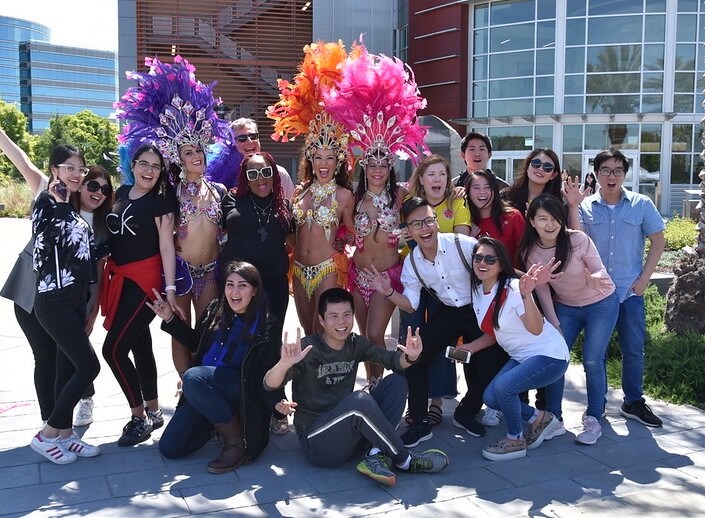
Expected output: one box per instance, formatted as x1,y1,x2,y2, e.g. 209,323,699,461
84,180,111,196
529,159,555,173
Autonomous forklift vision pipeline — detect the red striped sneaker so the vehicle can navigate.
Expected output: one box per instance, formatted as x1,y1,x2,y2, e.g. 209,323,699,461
30,432,77,464
61,433,101,457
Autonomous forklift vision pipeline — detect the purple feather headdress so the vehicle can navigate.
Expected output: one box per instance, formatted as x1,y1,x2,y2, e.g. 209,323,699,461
322,44,430,166
115,56,232,166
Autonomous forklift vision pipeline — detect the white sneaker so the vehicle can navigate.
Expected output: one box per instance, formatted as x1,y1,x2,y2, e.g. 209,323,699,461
481,408,501,427
545,419,566,440
30,432,77,464
61,433,101,457
576,415,602,445
73,398,94,427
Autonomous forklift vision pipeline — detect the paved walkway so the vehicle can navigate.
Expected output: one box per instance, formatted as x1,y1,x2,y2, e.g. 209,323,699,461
1,217,704,517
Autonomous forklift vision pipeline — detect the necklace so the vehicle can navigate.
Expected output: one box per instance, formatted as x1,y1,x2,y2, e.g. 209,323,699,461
184,178,202,197
365,189,390,210
251,195,273,242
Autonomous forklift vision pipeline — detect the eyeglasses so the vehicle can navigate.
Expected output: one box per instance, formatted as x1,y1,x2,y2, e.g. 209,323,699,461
529,159,555,173
407,216,437,231
472,253,498,265
246,166,274,181
236,133,259,143
84,180,111,196
134,160,163,174
58,164,89,175
597,167,625,178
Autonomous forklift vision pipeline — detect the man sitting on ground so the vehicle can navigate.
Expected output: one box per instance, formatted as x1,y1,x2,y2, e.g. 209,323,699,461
263,288,449,486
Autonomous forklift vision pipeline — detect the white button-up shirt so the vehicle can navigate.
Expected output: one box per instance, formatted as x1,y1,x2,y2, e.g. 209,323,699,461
401,233,477,310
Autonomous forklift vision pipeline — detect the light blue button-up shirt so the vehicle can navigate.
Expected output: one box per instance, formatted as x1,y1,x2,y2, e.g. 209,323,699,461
579,188,665,303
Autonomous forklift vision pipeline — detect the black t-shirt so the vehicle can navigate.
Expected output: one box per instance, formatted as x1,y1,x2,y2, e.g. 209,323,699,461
107,185,176,265
221,192,291,283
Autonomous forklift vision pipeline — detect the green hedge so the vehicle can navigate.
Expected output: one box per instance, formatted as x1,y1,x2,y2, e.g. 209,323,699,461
571,285,705,408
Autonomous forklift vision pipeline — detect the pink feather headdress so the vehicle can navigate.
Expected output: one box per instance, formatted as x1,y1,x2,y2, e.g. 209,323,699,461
322,44,429,166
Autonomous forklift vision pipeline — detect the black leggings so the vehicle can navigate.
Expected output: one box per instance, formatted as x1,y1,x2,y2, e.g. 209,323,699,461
263,276,289,327
15,305,95,421
102,278,159,409
34,283,100,430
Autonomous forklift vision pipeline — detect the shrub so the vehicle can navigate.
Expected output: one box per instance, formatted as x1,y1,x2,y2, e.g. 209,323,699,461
0,178,32,218
664,214,698,251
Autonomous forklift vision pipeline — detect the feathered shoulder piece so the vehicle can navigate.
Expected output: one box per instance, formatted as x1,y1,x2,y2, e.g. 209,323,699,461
267,41,361,160
115,55,232,166
322,44,429,166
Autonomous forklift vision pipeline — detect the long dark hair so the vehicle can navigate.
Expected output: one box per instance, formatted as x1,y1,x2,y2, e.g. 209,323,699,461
211,261,268,339
235,152,290,226
132,144,177,215
505,148,562,212
48,145,84,175
465,169,512,235
353,161,398,210
470,237,517,330
297,147,353,191
80,166,114,240
517,193,571,273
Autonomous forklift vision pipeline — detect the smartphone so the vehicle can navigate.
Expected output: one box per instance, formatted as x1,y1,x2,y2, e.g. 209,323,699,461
54,179,68,201
445,346,472,363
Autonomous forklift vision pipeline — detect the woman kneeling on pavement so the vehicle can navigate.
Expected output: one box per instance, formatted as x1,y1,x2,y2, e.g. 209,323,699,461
149,260,284,473
460,237,569,461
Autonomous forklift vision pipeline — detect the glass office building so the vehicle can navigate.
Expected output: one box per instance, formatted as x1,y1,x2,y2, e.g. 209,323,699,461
20,42,117,132
462,0,704,214
0,16,49,106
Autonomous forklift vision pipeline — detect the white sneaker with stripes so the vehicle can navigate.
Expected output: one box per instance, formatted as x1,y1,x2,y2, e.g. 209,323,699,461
30,432,77,464
61,433,101,457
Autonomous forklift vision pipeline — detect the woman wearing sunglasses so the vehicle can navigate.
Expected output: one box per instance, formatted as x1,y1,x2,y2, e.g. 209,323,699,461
518,193,617,446
1,128,113,442
221,152,291,326
465,237,568,461
505,149,563,214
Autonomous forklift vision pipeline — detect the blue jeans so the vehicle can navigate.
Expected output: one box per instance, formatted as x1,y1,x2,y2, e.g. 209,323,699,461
159,365,242,459
614,295,646,404
551,292,619,420
484,356,567,437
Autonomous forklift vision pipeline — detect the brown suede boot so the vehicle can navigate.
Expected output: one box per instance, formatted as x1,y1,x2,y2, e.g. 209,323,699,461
207,417,247,474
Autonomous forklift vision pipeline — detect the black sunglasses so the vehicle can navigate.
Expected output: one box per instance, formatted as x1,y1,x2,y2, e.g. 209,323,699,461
85,180,111,196
530,159,555,173
246,166,274,181
472,253,498,265
236,133,259,143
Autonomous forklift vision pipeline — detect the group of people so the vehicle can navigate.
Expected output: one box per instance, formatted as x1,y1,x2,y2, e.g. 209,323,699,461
1,43,665,486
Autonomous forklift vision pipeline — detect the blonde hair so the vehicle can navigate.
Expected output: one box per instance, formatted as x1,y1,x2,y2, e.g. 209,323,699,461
408,154,452,200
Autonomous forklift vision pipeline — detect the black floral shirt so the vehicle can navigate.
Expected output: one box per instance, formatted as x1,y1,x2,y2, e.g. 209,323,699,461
32,191,95,293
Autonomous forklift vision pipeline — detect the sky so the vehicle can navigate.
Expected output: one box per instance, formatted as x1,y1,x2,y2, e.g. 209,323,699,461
1,1,118,51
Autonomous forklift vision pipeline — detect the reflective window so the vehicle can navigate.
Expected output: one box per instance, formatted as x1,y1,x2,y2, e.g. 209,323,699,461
473,82,488,100
475,3,489,27
472,101,488,117
586,94,639,114
587,16,642,45
561,153,583,177
587,73,640,94
670,155,689,183
642,73,663,93
535,97,553,114
537,21,555,47
587,45,641,72
678,0,699,12
565,47,585,73
643,45,664,69
565,18,585,46
641,95,662,112
537,0,556,19
565,74,584,95
488,125,533,150
490,0,536,25
675,44,696,69
490,23,534,52
644,15,665,43
674,94,694,112
566,0,586,17
585,123,638,149
489,98,533,116
676,14,697,42
489,50,534,78
535,76,554,95
563,125,583,152
534,124,553,147
536,49,554,74
564,96,584,113
490,78,533,98
674,72,695,92
646,0,666,12
474,55,489,80
474,29,488,54
641,124,662,152
589,0,642,15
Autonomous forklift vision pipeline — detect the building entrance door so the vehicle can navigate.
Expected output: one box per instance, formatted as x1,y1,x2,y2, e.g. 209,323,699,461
489,152,528,186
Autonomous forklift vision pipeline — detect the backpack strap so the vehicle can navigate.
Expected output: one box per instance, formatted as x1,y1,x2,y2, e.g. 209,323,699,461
455,234,473,274
408,249,441,303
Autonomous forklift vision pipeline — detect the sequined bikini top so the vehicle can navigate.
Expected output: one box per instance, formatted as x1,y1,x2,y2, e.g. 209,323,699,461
353,190,400,251
292,180,339,240
177,179,224,241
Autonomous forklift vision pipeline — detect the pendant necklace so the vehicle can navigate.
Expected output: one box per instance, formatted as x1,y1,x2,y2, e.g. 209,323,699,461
252,195,273,242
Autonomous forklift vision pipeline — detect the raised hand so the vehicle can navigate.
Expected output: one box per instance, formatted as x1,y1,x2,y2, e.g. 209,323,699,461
281,328,313,367
397,326,422,362
147,288,175,321
364,264,392,295
531,257,564,286
564,175,588,208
